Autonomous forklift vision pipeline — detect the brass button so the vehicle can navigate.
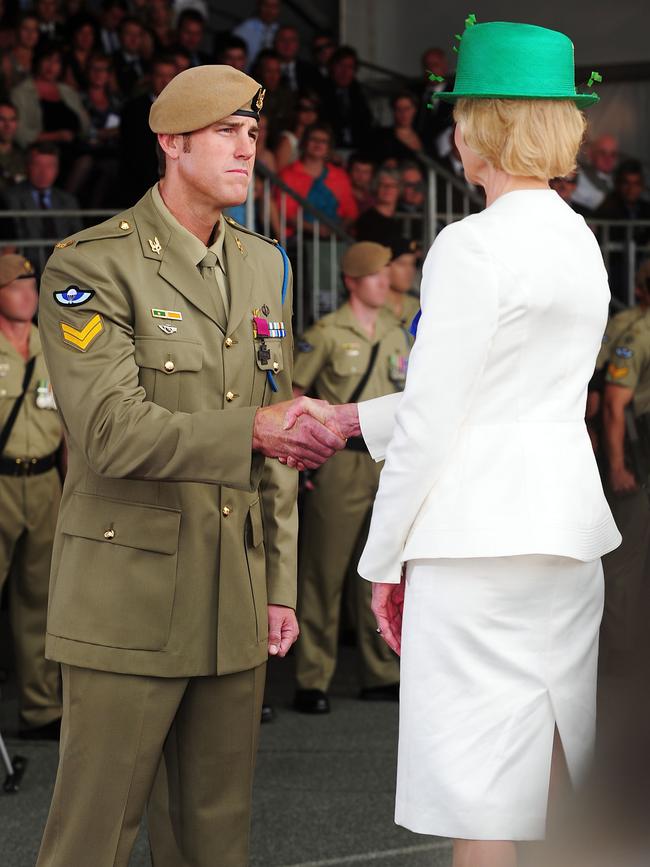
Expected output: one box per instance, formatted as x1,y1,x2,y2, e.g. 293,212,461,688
225,390,235,401
222,506,231,517
103,528,115,539
164,360,175,372
272,362,280,373
119,220,130,230
224,337,233,348
0,388,6,396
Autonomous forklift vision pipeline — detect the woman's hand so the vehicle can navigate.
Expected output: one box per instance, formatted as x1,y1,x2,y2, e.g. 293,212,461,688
371,576,405,656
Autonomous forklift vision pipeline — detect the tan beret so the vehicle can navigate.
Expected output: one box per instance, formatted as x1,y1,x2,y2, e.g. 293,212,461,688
341,242,392,278
0,255,35,288
149,65,264,134
636,258,650,288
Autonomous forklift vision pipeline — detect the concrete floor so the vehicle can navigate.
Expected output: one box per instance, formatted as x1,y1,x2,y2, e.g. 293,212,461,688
0,646,452,867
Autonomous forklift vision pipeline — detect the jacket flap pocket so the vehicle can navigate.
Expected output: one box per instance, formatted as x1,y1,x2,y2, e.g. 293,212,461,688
134,337,203,373
248,499,264,548
61,492,181,554
255,340,284,373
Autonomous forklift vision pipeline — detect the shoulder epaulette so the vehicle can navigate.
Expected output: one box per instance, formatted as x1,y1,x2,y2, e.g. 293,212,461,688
224,215,279,247
54,214,135,251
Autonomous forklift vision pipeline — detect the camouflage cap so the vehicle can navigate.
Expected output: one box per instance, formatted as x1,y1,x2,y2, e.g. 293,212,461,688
341,242,392,278
149,65,265,134
0,255,35,288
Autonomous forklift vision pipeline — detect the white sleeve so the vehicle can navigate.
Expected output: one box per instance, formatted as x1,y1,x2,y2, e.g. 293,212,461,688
358,219,499,583
358,392,403,461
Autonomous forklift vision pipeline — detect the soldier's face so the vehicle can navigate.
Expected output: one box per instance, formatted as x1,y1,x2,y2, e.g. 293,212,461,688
389,254,416,293
351,268,390,309
0,277,38,323
175,115,258,208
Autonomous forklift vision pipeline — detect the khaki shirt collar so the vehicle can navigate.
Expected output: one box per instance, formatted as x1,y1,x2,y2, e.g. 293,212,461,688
0,324,40,361
335,302,395,344
151,183,226,273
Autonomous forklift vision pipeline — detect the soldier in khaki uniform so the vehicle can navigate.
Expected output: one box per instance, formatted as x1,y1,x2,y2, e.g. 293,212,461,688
34,66,344,867
292,242,412,714
0,254,62,739
385,236,420,328
600,290,650,677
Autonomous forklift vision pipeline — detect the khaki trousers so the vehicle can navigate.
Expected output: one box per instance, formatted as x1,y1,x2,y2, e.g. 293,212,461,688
295,450,399,692
36,661,266,867
0,470,61,728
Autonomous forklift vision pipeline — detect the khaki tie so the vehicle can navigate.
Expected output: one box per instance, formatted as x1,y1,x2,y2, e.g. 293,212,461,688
199,251,228,328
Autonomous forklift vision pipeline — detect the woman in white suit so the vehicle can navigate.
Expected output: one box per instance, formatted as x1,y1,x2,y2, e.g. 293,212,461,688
286,18,621,867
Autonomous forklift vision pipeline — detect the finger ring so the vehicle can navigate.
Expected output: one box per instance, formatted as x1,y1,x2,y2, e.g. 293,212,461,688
376,627,382,634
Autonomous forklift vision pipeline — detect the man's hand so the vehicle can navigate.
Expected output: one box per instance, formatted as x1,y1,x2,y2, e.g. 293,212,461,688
371,577,405,657
253,397,346,469
268,605,299,657
609,465,639,496
280,400,361,470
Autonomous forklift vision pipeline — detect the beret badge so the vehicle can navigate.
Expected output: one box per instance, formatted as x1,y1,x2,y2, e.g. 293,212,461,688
255,88,266,112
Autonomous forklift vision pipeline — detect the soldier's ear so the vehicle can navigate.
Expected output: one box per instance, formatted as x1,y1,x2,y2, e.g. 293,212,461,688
157,133,182,164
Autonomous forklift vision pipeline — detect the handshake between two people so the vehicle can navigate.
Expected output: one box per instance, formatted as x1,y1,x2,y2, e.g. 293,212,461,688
252,396,361,470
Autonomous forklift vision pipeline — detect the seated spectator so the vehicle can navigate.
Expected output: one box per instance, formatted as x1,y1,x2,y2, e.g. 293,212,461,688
274,91,319,171
0,101,26,192
173,9,209,68
596,159,650,237
80,52,121,206
320,46,373,151
373,92,424,164
399,161,425,212
386,236,419,326
274,25,322,95
1,142,81,274
252,48,294,146
64,14,99,92
99,0,127,56
35,0,66,46
113,16,148,98
414,46,454,159
170,47,191,75
573,134,619,212
550,172,592,217
311,31,335,81
10,43,90,187
355,167,402,247
1,13,40,93
146,0,175,51
277,121,358,237
117,53,176,204
233,0,281,72
347,151,375,213
215,34,248,71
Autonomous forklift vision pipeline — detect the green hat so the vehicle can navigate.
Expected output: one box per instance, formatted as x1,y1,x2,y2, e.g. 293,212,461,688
431,20,600,107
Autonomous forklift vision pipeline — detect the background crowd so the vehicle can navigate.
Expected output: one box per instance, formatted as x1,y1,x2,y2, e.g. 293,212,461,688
0,0,644,298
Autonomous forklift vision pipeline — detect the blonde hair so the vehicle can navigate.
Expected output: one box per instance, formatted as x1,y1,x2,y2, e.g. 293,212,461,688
453,98,587,181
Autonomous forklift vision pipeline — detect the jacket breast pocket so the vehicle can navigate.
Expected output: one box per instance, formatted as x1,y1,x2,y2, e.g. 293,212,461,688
48,492,181,650
332,348,363,378
134,336,203,411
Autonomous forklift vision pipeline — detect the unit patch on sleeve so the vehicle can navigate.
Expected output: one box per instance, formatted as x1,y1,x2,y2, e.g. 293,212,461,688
53,285,95,307
60,313,104,351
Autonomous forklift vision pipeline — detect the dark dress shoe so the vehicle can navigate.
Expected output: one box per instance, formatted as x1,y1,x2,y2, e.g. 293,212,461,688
19,718,61,741
261,704,274,724
359,683,400,702
293,689,330,714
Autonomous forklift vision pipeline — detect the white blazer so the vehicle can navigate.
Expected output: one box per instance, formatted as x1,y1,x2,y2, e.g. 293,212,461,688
358,189,621,584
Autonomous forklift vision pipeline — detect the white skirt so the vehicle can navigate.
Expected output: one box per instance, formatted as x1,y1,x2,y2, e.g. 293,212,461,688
395,554,604,841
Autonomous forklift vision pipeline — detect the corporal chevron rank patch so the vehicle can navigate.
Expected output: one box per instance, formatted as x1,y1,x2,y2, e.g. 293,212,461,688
60,313,104,351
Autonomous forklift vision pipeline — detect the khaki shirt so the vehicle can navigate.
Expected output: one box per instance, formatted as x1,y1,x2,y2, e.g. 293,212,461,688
294,303,412,404
0,326,62,459
596,305,648,371
604,307,650,416
387,291,420,330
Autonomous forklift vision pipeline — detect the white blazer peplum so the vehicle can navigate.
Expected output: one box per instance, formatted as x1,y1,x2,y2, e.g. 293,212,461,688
357,189,621,584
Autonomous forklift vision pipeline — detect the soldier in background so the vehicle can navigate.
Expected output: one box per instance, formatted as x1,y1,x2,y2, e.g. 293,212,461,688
385,236,419,327
292,242,411,714
0,254,63,739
